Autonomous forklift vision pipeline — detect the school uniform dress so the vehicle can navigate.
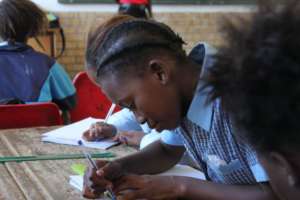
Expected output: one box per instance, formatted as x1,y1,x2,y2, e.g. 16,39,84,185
161,42,269,184
0,41,76,111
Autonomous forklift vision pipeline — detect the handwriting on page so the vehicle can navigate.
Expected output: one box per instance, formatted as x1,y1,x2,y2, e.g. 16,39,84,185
42,117,119,150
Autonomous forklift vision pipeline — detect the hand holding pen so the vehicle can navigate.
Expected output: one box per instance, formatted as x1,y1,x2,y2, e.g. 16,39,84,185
82,158,124,200
82,159,111,199
78,137,118,200
84,153,116,200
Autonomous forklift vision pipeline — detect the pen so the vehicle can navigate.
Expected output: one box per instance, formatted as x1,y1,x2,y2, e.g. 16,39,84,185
83,151,117,200
104,103,116,122
78,141,117,200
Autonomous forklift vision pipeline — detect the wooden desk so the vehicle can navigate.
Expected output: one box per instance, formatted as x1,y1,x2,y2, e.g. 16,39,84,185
0,127,136,200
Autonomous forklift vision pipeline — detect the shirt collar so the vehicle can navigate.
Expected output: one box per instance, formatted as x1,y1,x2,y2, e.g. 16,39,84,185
0,41,30,51
186,42,216,131
0,41,8,46
186,80,213,132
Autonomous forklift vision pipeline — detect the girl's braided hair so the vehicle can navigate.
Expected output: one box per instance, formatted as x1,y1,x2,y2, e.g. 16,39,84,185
86,15,186,79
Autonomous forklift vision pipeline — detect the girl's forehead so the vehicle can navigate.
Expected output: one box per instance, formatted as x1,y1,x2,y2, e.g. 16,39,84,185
100,66,149,86
100,74,138,101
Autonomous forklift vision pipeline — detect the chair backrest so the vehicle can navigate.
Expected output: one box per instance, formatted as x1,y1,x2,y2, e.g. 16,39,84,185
70,72,120,122
0,102,63,129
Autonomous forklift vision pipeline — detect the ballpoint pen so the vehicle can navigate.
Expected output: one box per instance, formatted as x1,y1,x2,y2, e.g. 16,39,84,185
84,151,117,200
104,103,116,123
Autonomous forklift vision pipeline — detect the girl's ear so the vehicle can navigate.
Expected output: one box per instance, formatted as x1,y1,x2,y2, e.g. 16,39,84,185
148,59,170,85
269,152,300,188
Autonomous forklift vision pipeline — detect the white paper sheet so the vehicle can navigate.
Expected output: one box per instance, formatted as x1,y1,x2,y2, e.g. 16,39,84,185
69,175,83,191
42,117,119,150
69,164,206,192
158,164,206,179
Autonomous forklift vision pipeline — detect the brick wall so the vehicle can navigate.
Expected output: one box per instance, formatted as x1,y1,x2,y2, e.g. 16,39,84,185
55,12,248,78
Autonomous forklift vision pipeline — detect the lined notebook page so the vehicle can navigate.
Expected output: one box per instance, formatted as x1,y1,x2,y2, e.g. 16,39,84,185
42,117,119,150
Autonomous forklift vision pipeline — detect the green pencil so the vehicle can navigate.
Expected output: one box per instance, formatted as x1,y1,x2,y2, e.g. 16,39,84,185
0,152,115,164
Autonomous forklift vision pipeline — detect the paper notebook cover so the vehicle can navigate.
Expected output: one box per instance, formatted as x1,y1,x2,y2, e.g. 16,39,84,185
69,164,206,192
42,117,119,150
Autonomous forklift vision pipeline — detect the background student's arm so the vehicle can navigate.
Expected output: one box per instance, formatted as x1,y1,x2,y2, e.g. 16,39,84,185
48,62,76,111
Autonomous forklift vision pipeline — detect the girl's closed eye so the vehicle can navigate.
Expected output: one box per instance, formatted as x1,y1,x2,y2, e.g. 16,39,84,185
128,102,136,111
119,101,136,111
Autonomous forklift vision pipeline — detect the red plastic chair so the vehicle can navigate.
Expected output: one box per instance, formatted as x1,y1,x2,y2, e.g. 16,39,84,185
70,72,120,122
0,102,63,129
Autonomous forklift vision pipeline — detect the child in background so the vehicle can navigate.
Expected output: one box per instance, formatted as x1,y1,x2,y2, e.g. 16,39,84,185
116,0,152,18
205,0,300,199
0,0,76,115
82,15,278,199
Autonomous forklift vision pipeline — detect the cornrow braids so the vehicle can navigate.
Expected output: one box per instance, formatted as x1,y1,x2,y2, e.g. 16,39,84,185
85,15,186,79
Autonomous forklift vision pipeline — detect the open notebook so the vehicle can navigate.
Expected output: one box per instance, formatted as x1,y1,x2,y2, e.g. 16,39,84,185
42,117,119,150
70,164,206,191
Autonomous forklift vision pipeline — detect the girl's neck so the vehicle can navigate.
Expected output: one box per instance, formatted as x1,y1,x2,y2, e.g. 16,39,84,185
177,60,202,116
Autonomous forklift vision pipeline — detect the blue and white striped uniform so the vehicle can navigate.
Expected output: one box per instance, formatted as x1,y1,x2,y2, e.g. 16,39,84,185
161,42,268,184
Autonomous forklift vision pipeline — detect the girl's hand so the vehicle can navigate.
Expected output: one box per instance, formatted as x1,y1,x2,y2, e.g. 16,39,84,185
82,121,117,141
113,131,145,147
114,175,183,200
83,160,124,199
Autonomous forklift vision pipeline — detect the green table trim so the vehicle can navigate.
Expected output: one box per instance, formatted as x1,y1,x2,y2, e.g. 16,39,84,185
0,152,115,163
